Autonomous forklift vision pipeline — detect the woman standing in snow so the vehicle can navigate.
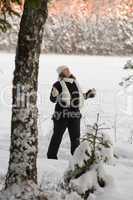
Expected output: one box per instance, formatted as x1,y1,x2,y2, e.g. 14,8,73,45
47,66,96,159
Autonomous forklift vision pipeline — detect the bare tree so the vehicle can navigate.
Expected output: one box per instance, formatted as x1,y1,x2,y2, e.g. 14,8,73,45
5,0,48,188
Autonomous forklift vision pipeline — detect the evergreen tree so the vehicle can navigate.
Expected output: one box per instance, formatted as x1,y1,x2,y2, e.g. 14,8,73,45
62,114,113,199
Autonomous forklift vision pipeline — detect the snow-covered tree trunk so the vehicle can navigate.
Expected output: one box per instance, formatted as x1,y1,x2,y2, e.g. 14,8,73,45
5,0,48,188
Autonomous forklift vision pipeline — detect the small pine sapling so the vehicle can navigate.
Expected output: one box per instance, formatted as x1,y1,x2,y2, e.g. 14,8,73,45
62,114,113,199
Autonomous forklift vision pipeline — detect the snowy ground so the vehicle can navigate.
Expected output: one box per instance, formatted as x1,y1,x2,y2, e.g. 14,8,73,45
0,53,133,199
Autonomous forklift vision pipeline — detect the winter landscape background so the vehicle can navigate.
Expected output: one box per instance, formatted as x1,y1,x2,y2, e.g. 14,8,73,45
1,0,133,199
0,0,133,55
1,53,133,199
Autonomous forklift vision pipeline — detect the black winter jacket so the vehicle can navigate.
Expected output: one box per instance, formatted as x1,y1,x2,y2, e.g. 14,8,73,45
50,80,82,119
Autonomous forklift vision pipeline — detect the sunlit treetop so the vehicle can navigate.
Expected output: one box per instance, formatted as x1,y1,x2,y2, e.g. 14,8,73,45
0,0,52,32
0,0,23,32
1,0,133,32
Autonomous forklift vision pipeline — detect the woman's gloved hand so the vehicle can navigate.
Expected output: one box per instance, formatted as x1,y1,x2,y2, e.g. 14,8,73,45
52,87,59,97
86,88,96,99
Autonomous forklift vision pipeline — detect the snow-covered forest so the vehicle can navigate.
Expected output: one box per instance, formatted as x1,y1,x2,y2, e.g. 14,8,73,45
0,0,133,55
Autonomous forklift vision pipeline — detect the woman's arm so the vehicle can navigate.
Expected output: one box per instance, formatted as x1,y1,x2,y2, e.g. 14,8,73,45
50,81,62,103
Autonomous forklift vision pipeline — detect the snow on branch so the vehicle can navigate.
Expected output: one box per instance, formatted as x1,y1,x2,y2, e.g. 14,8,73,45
61,114,114,200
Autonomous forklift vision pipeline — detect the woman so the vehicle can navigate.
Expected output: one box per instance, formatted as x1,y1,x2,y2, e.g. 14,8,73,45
47,65,96,159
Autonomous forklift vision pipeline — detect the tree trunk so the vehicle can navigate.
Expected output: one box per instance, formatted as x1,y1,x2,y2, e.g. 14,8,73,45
5,0,48,188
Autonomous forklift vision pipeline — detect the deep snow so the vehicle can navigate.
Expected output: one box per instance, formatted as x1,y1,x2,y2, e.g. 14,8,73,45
0,53,133,199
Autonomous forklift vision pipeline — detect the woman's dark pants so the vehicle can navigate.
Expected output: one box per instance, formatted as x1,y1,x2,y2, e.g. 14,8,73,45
47,117,80,159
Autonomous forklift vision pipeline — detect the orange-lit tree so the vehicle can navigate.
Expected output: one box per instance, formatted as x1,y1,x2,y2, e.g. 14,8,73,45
116,0,133,54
